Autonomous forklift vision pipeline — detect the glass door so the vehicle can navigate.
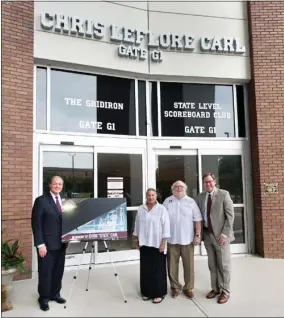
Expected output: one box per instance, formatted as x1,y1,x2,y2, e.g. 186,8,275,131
94,146,146,264
38,144,95,267
151,148,248,256
199,149,247,255
153,149,201,255
39,144,146,266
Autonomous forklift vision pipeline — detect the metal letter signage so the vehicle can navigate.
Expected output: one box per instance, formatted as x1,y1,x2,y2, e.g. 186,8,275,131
40,12,246,62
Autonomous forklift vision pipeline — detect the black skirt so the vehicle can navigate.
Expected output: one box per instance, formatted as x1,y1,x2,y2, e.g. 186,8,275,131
140,246,167,298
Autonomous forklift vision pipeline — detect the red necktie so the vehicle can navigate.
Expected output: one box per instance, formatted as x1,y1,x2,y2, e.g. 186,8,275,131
207,194,213,233
55,196,62,213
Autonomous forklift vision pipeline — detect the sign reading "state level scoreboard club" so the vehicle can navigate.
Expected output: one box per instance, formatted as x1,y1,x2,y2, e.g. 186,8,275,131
40,12,246,63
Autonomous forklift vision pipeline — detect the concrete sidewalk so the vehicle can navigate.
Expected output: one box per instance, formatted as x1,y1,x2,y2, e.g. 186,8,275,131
3,255,284,317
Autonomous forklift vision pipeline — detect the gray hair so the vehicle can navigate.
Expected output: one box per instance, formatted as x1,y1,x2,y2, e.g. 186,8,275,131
171,180,187,194
49,175,64,184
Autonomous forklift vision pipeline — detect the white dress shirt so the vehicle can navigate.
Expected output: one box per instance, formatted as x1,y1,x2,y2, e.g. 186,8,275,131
163,195,202,245
133,202,171,254
50,191,62,207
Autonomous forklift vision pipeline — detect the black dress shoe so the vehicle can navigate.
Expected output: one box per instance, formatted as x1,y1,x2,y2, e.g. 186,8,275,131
39,301,49,311
50,296,66,304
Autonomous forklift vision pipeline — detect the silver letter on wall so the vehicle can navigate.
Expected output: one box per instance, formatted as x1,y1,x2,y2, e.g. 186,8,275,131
40,12,54,30
222,37,234,53
110,25,123,42
159,33,171,49
123,28,135,44
118,44,126,57
234,38,246,53
85,19,93,37
54,14,69,33
184,35,195,51
140,49,147,60
170,34,183,49
148,33,159,48
210,37,223,52
70,16,85,36
94,22,105,39
200,37,211,52
135,30,146,45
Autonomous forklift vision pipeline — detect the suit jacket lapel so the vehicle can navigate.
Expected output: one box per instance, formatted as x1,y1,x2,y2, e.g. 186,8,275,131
201,192,207,219
211,188,219,212
46,193,61,217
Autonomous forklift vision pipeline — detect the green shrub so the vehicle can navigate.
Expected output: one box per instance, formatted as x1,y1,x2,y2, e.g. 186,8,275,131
1,239,25,272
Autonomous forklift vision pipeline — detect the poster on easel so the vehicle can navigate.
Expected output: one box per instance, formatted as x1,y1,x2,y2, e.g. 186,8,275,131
61,198,127,242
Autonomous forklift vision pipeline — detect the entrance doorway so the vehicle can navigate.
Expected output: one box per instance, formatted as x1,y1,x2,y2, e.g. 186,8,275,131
198,148,247,255
151,148,247,255
38,144,145,267
36,142,249,269
154,149,201,255
94,146,145,264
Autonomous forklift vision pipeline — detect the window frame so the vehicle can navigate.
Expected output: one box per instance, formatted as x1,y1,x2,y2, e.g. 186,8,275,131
34,64,247,140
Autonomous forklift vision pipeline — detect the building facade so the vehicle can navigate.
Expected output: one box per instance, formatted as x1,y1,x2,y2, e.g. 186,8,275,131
2,1,284,279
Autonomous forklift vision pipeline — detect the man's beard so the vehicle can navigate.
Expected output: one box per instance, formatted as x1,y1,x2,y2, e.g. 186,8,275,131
174,192,185,199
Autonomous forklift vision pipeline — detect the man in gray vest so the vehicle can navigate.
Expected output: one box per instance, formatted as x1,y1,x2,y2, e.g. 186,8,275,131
195,173,234,304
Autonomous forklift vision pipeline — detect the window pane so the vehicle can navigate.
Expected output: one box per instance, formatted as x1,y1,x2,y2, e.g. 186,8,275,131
36,67,47,130
201,155,243,204
50,70,97,133
156,155,198,203
233,207,245,244
50,70,136,135
97,153,143,206
236,85,246,137
97,75,136,135
160,83,235,137
42,151,94,255
138,81,147,136
150,82,158,137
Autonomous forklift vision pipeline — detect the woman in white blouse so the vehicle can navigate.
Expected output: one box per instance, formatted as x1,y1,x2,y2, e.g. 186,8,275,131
133,188,170,304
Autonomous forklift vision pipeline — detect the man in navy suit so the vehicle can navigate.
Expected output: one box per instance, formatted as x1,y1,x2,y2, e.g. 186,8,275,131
31,176,67,311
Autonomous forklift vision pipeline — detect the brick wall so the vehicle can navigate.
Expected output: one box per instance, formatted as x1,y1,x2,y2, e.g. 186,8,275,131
248,1,284,258
1,1,34,278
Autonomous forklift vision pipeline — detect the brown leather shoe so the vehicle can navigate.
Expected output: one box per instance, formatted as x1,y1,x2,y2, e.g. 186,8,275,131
206,290,220,299
183,290,194,299
171,289,180,298
217,292,230,304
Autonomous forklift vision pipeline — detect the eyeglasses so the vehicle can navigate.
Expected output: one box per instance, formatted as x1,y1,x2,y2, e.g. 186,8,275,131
175,185,184,188
204,180,214,184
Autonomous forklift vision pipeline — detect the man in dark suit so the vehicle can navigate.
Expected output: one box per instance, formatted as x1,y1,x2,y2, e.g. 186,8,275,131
31,176,67,311
195,173,234,304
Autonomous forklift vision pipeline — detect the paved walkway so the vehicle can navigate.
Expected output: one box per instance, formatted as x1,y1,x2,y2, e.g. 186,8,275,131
3,255,284,317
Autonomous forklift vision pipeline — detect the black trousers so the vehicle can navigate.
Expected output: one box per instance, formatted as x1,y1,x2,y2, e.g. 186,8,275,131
37,244,67,302
140,246,167,298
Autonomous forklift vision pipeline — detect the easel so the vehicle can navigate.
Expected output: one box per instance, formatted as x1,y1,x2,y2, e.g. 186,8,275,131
64,240,127,309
